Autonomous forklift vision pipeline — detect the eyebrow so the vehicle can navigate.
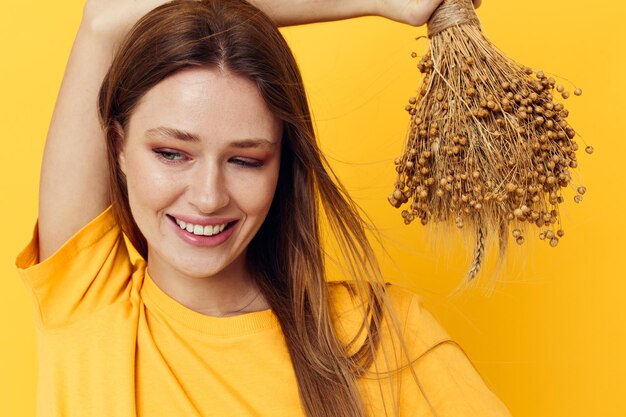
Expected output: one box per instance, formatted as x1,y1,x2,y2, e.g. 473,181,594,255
145,126,200,142
144,126,277,148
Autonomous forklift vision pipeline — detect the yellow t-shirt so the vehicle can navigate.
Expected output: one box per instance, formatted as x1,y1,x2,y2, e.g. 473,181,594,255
16,207,512,417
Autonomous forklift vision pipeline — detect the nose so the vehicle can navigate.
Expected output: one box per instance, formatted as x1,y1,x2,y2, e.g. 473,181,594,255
187,160,230,214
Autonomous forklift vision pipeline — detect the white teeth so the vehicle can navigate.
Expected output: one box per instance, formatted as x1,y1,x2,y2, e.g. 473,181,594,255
174,217,229,237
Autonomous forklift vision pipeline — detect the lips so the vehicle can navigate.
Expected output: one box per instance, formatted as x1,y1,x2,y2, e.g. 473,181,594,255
174,217,229,237
166,214,238,247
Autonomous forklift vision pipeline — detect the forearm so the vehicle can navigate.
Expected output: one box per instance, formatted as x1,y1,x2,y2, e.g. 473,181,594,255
248,0,379,26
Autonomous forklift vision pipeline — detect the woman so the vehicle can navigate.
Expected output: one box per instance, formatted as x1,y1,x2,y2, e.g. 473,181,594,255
17,0,508,416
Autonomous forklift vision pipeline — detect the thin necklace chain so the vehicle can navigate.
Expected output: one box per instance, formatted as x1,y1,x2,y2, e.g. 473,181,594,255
218,289,262,317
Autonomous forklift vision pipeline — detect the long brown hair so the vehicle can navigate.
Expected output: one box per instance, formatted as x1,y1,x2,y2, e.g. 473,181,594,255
98,1,424,416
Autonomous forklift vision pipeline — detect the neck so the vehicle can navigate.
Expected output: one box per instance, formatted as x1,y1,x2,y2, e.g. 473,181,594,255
146,250,268,317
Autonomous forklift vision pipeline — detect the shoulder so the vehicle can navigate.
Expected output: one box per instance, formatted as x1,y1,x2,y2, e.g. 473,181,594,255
328,282,452,361
329,283,513,415
385,284,451,344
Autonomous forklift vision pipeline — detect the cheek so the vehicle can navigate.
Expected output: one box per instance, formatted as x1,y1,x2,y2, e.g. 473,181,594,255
124,151,182,215
232,167,279,218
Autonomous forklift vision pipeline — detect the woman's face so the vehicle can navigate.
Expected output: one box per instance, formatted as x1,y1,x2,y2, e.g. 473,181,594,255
119,67,282,281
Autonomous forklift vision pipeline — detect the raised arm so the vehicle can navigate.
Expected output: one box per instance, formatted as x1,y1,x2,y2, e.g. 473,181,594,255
249,0,476,26
250,0,481,27
37,0,476,261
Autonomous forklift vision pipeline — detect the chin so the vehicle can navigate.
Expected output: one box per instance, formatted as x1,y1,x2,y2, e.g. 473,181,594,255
165,255,226,279
167,247,245,280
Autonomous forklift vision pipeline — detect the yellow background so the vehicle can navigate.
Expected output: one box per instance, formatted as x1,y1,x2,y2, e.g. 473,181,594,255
1,1,624,416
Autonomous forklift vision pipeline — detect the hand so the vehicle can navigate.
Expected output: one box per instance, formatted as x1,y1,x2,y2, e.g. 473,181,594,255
375,0,482,27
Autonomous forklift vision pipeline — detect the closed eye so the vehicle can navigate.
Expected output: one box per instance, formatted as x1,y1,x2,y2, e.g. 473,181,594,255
230,158,263,168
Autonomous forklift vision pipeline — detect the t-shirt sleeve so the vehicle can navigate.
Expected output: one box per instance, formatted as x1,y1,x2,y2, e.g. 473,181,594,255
15,206,135,329
411,339,512,416
402,293,512,416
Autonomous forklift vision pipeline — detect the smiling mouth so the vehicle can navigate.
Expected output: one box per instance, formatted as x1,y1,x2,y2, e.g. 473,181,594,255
168,215,236,237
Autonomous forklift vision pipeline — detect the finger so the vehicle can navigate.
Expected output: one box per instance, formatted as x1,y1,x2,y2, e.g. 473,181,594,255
406,0,445,26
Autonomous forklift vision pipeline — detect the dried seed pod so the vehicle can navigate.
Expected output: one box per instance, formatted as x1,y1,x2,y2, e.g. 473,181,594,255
389,0,589,282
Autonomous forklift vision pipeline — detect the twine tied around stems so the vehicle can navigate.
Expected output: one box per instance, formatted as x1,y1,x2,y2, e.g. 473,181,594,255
428,0,480,38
